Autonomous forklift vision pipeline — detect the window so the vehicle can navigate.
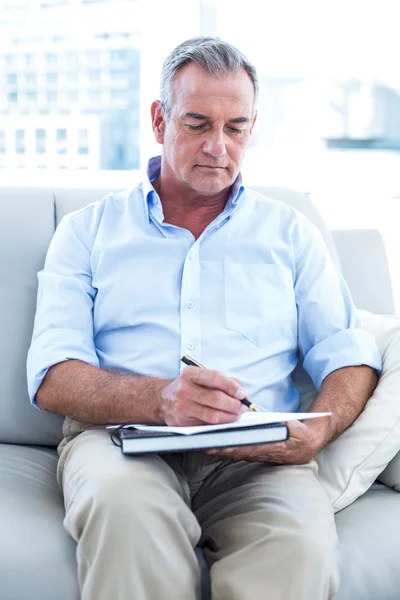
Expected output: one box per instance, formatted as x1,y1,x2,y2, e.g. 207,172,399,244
89,90,101,102
67,91,79,102
56,129,67,141
78,129,89,140
15,129,25,154
56,129,68,154
5,55,16,67
46,53,57,65
46,73,58,84
66,72,78,83
110,69,125,81
110,89,125,101
0,0,394,211
87,51,101,66
66,53,78,67
35,129,46,154
88,70,101,82
46,91,58,102
110,50,128,62
77,129,90,156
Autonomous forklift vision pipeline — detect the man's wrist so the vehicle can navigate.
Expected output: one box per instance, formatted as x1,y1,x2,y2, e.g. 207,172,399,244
155,381,168,424
304,417,335,456
118,374,170,424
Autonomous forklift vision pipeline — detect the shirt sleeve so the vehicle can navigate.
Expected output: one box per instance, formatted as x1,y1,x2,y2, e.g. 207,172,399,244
27,212,99,407
293,213,382,390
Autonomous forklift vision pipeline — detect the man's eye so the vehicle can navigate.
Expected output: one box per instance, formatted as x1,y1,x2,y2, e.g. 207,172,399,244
186,124,207,131
228,127,243,134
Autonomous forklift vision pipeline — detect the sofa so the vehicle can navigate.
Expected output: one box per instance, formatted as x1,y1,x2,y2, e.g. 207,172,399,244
1,183,400,600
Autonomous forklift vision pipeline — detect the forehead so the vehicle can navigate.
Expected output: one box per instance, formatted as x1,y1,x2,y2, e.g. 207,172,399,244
170,64,255,117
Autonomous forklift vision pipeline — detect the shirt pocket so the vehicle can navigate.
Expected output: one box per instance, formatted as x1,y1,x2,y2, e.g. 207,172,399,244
224,260,296,348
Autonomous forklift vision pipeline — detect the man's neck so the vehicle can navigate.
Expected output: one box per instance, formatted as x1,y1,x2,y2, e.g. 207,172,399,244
152,177,230,240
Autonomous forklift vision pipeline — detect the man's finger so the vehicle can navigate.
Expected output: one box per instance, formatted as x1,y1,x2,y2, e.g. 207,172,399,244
182,366,246,399
192,387,246,416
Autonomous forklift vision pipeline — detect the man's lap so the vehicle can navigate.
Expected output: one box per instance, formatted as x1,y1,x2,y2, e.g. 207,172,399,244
58,428,336,549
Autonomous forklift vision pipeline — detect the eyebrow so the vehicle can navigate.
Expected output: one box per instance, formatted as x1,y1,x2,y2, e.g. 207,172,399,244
183,112,251,124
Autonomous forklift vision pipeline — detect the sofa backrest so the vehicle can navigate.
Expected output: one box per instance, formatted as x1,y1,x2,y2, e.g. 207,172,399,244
0,187,64,445
0,184,346,446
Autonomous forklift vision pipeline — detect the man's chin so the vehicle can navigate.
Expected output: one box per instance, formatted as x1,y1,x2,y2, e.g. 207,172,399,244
188,173,232,196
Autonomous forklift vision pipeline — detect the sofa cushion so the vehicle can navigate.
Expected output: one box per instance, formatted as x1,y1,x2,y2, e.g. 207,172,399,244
335,483,400,600
294,310,400,512
0,187,64,445
379,450,400,491
0,443,79,600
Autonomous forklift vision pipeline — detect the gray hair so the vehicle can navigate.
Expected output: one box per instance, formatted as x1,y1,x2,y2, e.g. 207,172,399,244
160,36,258,117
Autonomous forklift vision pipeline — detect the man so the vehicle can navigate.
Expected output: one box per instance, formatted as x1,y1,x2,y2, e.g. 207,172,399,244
27,37,381,600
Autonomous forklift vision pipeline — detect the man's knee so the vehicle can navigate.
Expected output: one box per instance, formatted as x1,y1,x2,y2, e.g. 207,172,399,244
81,456,180,517
283,525,339,592
68,454,201,544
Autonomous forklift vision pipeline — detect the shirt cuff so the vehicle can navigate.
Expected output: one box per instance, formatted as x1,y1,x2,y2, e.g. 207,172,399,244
302,328,382,390
27,328,99,407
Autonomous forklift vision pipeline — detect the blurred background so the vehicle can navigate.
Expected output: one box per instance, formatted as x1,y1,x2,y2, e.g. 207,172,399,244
1,0,400,301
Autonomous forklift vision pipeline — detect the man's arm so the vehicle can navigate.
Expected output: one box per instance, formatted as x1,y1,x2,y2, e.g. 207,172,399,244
36,359,247,426
206,364,378,464
304,363,378,452
29,209,246,428
36,359,167,424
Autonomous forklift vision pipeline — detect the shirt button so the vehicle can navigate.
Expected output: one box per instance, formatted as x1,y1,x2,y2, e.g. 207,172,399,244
187,342,195,351
187,301,194,308
189,253,194,260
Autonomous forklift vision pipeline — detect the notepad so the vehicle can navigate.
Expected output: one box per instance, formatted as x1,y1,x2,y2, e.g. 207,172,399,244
113,422,289,454
109,412,331,455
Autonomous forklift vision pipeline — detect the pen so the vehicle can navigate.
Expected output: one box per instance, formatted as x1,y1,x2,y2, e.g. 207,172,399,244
181,355,261,412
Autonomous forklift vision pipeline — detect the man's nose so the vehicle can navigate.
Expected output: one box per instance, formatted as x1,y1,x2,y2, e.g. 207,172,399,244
202,129,227,158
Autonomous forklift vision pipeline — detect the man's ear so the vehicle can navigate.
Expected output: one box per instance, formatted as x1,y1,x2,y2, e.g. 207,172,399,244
151,100,166,144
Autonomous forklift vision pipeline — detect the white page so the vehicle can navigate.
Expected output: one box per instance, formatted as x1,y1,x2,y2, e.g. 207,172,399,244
110,411,331,436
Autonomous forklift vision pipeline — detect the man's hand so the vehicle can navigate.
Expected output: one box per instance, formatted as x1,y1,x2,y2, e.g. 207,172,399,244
159,366,247,426
205,420,319,465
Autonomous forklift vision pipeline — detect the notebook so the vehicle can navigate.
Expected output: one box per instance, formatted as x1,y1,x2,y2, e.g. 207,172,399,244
112,422,289,454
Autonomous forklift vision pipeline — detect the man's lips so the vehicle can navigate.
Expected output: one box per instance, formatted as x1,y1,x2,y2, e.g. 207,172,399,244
196,165,227,169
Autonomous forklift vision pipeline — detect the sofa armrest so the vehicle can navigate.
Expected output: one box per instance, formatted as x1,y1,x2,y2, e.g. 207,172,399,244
331,229,395,316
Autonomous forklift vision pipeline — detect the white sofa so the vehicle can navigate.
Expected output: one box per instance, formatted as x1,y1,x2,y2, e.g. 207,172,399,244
1,183,399,600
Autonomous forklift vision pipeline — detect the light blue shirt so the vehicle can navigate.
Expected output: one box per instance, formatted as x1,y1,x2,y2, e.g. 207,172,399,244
27,156,381,412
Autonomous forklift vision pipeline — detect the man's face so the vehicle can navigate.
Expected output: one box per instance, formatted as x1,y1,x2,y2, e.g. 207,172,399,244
152,64,257,196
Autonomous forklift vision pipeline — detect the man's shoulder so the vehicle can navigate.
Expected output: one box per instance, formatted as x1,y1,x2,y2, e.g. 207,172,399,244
62,184,143,229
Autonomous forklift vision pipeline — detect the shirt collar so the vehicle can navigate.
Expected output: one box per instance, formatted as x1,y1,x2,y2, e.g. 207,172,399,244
141,155,245,222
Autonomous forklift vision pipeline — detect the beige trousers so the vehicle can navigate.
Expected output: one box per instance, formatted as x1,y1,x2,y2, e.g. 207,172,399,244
58,429,339,600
